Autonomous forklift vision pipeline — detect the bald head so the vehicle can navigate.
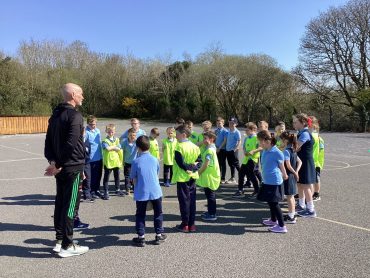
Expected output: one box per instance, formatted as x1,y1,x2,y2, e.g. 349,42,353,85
61,83,84,107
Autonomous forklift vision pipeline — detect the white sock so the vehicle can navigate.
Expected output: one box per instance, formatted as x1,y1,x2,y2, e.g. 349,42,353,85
288,212,295,219
307,201,314,212
139,235,145,239
299,198,306,208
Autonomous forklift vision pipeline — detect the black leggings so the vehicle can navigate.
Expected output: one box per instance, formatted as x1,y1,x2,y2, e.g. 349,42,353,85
268,202,284,227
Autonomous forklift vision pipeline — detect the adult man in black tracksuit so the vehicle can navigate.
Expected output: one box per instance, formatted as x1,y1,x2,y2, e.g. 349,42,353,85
44,83,89,258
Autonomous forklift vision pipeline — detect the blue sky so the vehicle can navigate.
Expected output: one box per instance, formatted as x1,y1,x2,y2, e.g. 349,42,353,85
1,0,349,70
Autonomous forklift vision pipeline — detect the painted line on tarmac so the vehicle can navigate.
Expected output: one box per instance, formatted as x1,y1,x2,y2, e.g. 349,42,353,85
0,157,44,163
325,162,370,171
316,217,370,233
0,144,43,157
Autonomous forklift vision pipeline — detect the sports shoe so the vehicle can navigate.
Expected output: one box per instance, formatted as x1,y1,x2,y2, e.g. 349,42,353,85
95,191,103,198
225,178,236,184
297,209,317,218
262,219,278,226
132,237,145,247
53,240,79,253
82,198,94,203
91,193,98,199
74,221,90,230
164,182,171,187
202,213,217,221
250,191,258,198
295,204,306,213
188,225,196,232
175,224,189,233
312,192,321,201
284,215,297,224
220,179,226,184
154,234,167,245
268,225,288,233
58,244,89,258
232,190,245,198
103,194,110,200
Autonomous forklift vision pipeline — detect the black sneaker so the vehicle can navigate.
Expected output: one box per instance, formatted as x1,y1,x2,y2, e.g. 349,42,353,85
102,194,110,200
232,190,245,198
154,234,167,245
74,221,90,230
95,191,103,198
132,237,145,247
312,192,321,201
250,191,258,198
91,193,98,200
284,214,297,224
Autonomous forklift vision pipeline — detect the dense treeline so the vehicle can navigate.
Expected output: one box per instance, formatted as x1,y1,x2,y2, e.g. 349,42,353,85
0,41,299,126
0,0,369,131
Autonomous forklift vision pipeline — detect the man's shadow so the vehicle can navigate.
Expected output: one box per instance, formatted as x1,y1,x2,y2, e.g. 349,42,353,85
0,194,55,206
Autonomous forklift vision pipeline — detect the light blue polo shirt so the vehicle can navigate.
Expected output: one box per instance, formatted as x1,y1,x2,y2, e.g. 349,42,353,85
215,127,228,149
261,145,284,185
226,128,241,151
85,126,102,162
130,151,162,201
121,138,138,164
297,128,311,144
120,128,146,141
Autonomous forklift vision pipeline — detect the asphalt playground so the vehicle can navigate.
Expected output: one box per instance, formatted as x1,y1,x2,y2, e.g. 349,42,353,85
0,119,369,278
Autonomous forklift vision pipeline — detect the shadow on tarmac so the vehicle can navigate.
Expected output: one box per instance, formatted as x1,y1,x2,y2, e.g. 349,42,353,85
0,194,55,206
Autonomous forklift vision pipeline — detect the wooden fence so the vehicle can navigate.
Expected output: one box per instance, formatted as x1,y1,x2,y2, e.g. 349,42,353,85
0,116,49,135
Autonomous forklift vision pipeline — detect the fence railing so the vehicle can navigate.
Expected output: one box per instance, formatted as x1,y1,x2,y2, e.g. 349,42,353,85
0,116,49,135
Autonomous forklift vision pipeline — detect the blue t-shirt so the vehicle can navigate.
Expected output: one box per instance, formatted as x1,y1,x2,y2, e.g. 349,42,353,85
120,128,146,141
261,145,284,185
121,138,138,164
297,128,311,144
283,149,290,161
85,126,102,162
226,128,241,151
215,127,228,149
130,152,162,201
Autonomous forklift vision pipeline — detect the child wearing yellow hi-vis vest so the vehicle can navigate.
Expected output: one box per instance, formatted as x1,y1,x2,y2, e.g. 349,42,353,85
196,131,221,221
234,122,260,198
102,124,123,200
172,125,201,233
149,128,160,160
309,116,325,201
162,127,177,187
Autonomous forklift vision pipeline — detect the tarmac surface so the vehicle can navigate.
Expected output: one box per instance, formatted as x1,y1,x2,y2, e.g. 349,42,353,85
0,119,369,278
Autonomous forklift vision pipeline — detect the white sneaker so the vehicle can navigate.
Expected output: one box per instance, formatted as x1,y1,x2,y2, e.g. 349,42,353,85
225,178,236,184
56,243,86,257
53,240,79,253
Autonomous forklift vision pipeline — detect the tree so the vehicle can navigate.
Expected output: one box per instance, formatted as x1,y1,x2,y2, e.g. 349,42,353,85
295,0,370,131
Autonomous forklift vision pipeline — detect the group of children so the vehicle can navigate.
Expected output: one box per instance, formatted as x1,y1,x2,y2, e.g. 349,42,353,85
81,113,324,245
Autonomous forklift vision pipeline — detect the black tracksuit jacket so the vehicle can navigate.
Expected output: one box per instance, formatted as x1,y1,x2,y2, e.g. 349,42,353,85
44,103,85,171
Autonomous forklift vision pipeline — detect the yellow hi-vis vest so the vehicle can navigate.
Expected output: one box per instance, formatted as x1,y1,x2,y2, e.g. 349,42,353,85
149,138,160,160
242,135,260,164
172,140,200,183
102,137,123,169
196,145,220,190
162,137,177,165
312,131,325,169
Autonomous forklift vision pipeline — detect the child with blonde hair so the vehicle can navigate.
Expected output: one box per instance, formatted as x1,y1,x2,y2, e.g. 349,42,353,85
102,124,123,200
